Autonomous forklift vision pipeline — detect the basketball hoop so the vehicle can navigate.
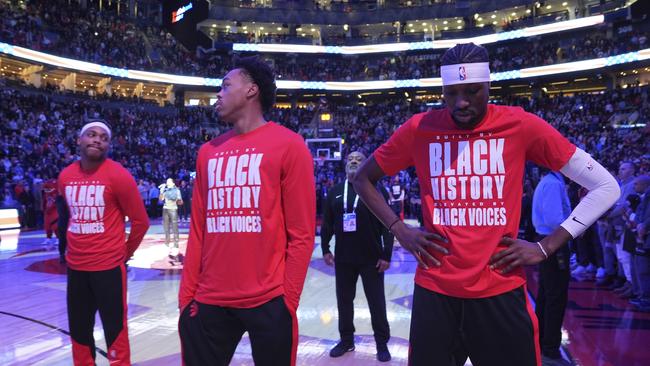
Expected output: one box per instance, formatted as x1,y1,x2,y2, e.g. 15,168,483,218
317,156,326,167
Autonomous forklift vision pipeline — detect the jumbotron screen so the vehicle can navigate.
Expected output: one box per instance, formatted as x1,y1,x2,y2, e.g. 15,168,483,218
162,0,209,49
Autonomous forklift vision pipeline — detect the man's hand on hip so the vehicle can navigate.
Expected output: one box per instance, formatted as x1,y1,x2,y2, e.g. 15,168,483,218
392,221,448,269
489,237,547,274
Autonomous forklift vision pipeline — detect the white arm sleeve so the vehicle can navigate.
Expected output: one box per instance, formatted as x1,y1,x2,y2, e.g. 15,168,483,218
559,148,621,238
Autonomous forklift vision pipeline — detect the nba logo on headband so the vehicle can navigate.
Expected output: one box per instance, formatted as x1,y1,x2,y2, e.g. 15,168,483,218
441,62,490,86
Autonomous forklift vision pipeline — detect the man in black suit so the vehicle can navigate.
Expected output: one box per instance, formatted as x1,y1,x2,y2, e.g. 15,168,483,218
321,151,394,362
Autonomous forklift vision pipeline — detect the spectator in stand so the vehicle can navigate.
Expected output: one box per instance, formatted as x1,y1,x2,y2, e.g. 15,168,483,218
18,183,36,228
632,175,650,311
148,183,160,218
604,162,638,294
571,185,605,281
179,179,192,223
137,179,149,212
388,176,405,220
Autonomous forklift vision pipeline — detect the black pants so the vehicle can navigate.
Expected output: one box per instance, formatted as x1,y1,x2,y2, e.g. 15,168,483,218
335,261,390,346
179,200,191,220
56,195,69,258
409,284,539,366
576,224,603,267
148,198,159,218
57,217,68,258
536,241,570,359
179,296,297,366
67,265,130,366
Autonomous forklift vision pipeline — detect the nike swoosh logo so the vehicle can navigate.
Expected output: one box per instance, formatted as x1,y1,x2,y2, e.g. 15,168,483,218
572,216,586,226
335,195,342,199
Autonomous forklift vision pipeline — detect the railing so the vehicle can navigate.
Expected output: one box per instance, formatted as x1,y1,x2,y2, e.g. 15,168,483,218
211,0,529,12
208,0,536,24
230,15,607,55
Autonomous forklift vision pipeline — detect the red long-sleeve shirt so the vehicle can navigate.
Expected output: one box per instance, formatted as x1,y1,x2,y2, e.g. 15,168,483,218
179,122,316,311
374,105,575,298
58,159,150,271
42,180,58,213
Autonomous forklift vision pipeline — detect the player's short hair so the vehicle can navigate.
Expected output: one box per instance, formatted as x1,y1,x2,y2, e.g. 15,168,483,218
234,56,277,113
441,43,490,66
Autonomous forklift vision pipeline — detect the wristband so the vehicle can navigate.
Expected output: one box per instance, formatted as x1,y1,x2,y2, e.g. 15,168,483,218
536,241,549,260
388,217,401,232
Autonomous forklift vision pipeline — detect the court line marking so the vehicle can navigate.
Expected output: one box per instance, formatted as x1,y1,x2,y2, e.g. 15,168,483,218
0,310,108,360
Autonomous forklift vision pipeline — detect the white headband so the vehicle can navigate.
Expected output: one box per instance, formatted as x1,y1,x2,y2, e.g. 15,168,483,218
440,62,491,86
80,121,112,138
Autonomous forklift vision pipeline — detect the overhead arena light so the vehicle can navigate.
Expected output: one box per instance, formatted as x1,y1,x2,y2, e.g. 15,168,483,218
0,40,647,92
232,15,604,55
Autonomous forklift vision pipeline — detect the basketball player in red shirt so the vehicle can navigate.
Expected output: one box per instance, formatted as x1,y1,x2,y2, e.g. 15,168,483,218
353,43,621,366
42,178,59,243
58,120,149,366
178,57,316,366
